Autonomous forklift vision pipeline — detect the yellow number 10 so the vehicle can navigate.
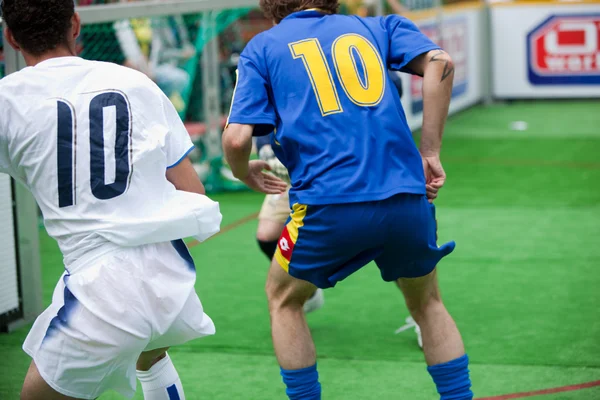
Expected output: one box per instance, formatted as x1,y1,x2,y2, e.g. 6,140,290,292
289,34,386,116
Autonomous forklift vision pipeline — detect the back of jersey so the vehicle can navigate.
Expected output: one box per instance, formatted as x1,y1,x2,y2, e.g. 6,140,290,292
0,57,221,265
228,11,440,206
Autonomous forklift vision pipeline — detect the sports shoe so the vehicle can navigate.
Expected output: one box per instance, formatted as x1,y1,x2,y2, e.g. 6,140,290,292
303,289,324,314
395,316,423,349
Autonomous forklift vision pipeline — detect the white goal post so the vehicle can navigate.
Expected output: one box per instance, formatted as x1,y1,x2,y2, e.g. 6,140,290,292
0,21,44,332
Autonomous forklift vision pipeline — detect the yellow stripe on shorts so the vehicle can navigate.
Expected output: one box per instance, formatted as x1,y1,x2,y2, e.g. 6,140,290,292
275,203,308,272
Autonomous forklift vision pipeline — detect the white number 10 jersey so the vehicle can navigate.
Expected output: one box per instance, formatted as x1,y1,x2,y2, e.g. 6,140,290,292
0,57,221,266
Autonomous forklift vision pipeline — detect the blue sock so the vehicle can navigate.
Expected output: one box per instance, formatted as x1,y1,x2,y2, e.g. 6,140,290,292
280,364,321,400
427,354,473,400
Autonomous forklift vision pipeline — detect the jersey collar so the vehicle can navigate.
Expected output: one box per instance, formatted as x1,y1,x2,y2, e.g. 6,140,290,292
283,9,330,21
35,56,86,68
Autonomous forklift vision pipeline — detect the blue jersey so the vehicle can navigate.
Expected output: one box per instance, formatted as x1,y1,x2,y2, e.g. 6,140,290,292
228,10,440,205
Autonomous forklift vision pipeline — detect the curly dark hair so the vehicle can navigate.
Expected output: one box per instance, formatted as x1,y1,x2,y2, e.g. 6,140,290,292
259,0,339,23
1,0,75,56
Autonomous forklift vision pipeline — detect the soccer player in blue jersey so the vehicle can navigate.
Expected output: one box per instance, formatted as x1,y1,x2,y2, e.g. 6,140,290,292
222,1,472,399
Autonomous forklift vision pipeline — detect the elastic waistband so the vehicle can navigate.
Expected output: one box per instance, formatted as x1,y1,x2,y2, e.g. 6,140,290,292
64,242,128,274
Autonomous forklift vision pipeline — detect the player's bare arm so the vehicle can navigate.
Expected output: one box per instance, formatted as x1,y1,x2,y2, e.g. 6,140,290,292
166,158,206,195
222,123,288,195
407,49,455,201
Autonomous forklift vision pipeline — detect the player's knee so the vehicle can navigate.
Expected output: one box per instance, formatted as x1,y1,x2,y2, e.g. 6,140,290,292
256,224,281,243
265,274,300,311
265,274,284,307
406,295,444,325
136,350,168,372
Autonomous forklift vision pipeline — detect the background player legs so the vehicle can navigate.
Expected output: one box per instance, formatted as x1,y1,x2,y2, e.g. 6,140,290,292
136,348,186,400
265,258,322,399
256,218,284,260
395,280,423,348
397,269,473,399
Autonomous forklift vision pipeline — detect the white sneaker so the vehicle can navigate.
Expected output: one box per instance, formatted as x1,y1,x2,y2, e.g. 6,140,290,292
303,289,324,314
394,316,423,349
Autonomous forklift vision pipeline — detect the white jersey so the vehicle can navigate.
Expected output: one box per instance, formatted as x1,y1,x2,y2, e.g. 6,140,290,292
0,57,221,266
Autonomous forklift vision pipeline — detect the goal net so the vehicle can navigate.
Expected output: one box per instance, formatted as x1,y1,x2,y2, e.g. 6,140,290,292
74,1,273,193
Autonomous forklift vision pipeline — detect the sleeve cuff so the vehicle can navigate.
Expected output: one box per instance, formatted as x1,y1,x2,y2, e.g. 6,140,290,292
226,117,276,126
167,145,195,169
394,45,441,73
226,118,276,137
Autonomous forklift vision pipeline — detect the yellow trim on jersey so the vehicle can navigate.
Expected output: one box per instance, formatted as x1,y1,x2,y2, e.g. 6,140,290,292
275,203,308,273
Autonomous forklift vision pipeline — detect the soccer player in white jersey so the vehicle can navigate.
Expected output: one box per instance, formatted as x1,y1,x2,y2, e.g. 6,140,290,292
0,0,283,398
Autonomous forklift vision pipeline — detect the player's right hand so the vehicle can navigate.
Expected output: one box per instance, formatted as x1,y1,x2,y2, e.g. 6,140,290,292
421,155,446,203
242,160,289,195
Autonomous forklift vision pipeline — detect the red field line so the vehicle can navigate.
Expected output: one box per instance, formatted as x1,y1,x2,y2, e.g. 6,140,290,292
187,212,259,249
476,380,600,400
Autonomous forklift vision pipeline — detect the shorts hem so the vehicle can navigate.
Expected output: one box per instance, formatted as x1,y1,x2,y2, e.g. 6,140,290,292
382,264,437,282
23,347,135,399
23,347,100,399
274,250,290,273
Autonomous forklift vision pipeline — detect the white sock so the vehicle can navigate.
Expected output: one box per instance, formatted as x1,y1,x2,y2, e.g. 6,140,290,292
136,353,186,400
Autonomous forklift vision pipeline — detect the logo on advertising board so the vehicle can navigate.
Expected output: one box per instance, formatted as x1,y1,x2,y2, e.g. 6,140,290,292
411,18,468,115
527,14,600,85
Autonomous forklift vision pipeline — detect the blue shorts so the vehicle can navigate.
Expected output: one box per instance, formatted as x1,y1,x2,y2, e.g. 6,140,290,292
274,193,455,289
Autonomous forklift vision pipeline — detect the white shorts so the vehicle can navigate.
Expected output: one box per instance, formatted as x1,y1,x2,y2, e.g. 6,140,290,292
23,240,215,399
258,187,291,224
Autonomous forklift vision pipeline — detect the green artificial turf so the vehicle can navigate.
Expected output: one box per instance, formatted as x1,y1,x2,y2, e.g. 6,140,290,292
0,100,598,399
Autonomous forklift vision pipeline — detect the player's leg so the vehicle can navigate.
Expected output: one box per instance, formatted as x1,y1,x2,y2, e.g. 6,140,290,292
394,197,439,348
397,270,472,399
21,361,79,400
376,194,471,399
136,348,186,400
266,201,384,399
258,191,323,314
397,269,466,364
266,257,322,399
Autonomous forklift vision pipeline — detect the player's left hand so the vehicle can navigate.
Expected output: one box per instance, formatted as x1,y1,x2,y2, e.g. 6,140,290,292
241,160,288,195
421,155,446,203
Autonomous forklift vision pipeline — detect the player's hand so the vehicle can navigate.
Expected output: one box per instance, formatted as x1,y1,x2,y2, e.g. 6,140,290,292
241,160,288,195
421,154,446,203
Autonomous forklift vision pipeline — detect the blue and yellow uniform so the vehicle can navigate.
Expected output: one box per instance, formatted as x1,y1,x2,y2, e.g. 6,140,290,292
228,10,455,288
